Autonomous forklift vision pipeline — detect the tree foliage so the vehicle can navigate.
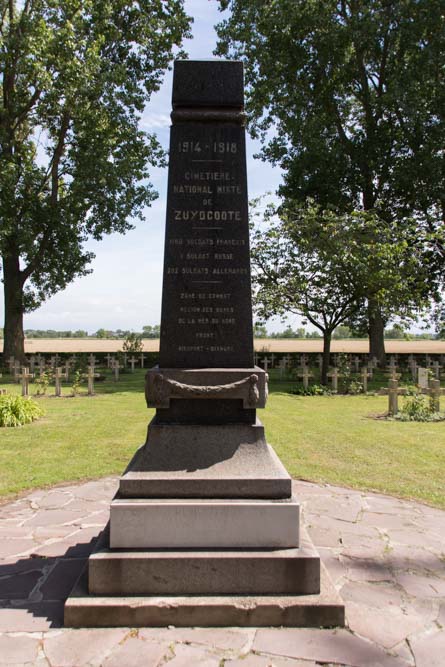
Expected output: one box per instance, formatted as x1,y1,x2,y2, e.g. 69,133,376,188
216,0,445,354
251,200,431,382
0,0,191,361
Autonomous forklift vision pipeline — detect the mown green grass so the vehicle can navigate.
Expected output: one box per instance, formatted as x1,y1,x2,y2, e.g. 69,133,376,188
1,370,444,508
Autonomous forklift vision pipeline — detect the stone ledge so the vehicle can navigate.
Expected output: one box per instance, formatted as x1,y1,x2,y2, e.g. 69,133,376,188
89,520,318,595
65,560,344,628
109,497,300,549
119,436,292,499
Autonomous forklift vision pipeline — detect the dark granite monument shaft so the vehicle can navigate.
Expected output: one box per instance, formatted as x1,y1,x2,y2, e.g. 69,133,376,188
160,60,253,370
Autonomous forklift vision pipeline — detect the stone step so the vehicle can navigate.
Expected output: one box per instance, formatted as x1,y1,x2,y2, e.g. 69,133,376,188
66,560,343,628
109,496,299,549
89,546,319,596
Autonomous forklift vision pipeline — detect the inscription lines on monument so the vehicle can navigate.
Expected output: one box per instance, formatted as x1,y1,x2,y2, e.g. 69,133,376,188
161,117,251,364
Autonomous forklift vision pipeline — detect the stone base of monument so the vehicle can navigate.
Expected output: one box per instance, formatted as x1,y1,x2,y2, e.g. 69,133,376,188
64,526,345,628
64,423,345,627
64,365,345,628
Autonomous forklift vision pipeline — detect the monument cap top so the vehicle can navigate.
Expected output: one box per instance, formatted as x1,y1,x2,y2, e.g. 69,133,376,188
172,59,244,108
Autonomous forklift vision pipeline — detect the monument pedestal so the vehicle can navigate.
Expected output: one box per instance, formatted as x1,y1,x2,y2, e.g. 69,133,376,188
65,401,344,627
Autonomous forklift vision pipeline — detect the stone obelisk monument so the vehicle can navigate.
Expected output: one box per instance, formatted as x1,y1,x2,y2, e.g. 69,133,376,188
65,60,344,627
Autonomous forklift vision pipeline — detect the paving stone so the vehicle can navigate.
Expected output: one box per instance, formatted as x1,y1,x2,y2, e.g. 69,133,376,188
359,512,419,531
363,496,415,515
164,643,222,666
317,547,348,585
226,655,317,666
39,559,85,601
344,557,393,583
32,526,76,540
0,541,37,559
340,580,403,608
0,570,42,599
304,497,363,523
409,627,445,667
24,510,88,528
78,510,110,527
253,628,408,667
101,635,169,667
62,499,106,512
386,529,443,552
0,601,64,631
0,558,49,577
35,493,72,510
0,526,33,538
43,628,127,666
0,633,40,664
139,627,251,652
306,515,380,549
383,545,444,572
346,600,426,649
395,571,445,598
31,528,100,558
70,481,118,502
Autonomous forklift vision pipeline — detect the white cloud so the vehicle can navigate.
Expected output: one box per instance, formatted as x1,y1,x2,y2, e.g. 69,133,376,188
140,112,171,130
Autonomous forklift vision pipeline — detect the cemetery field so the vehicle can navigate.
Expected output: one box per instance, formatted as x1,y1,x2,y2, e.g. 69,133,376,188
0,370,444,509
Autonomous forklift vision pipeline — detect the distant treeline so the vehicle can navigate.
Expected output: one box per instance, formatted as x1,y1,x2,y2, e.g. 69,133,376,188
0,325,161,339
254,324,441,340
0,323,440,340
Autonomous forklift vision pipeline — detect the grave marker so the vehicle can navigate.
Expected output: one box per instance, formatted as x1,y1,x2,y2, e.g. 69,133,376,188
54,368,64,397
18,367,33,397
361,367,371,393
86,366,99,396
128,356,138,373
297,366,313,389
261,356,272,372
111,359,122,381
418,367,429,389
328,367,339,392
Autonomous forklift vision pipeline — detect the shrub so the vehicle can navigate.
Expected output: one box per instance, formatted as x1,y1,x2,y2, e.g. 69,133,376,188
348,379,364,395
291,384,332,396
396,392,444,422
71,370,84,396
0,395,45,427
35,369,53,395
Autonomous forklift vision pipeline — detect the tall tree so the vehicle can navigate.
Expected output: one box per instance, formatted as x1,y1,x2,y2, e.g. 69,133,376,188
0,0,191,363
251,201,431,383
216,0,445,362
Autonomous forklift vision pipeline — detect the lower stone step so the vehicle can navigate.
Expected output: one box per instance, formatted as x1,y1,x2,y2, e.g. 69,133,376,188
89,546,320,596
65,562,344,628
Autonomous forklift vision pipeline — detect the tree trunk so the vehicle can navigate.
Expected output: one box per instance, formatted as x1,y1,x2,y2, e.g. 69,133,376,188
321,331,332,385
2,253,27,366
368,300,386,366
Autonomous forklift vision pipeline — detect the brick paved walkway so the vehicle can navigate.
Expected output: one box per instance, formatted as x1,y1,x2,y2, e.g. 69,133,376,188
0,478,443,666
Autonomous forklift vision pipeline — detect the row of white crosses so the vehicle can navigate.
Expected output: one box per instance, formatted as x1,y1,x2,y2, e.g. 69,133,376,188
15,364,101,397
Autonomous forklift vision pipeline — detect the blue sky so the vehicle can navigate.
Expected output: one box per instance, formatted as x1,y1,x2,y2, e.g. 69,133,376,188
0,0,288,334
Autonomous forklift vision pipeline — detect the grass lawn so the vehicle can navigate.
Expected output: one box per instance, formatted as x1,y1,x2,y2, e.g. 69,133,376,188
1,369,444,509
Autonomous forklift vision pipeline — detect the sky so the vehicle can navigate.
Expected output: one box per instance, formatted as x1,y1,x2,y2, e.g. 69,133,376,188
0,0,290,335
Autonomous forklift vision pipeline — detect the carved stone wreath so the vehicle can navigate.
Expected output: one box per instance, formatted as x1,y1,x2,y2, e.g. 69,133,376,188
151,372,260,408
